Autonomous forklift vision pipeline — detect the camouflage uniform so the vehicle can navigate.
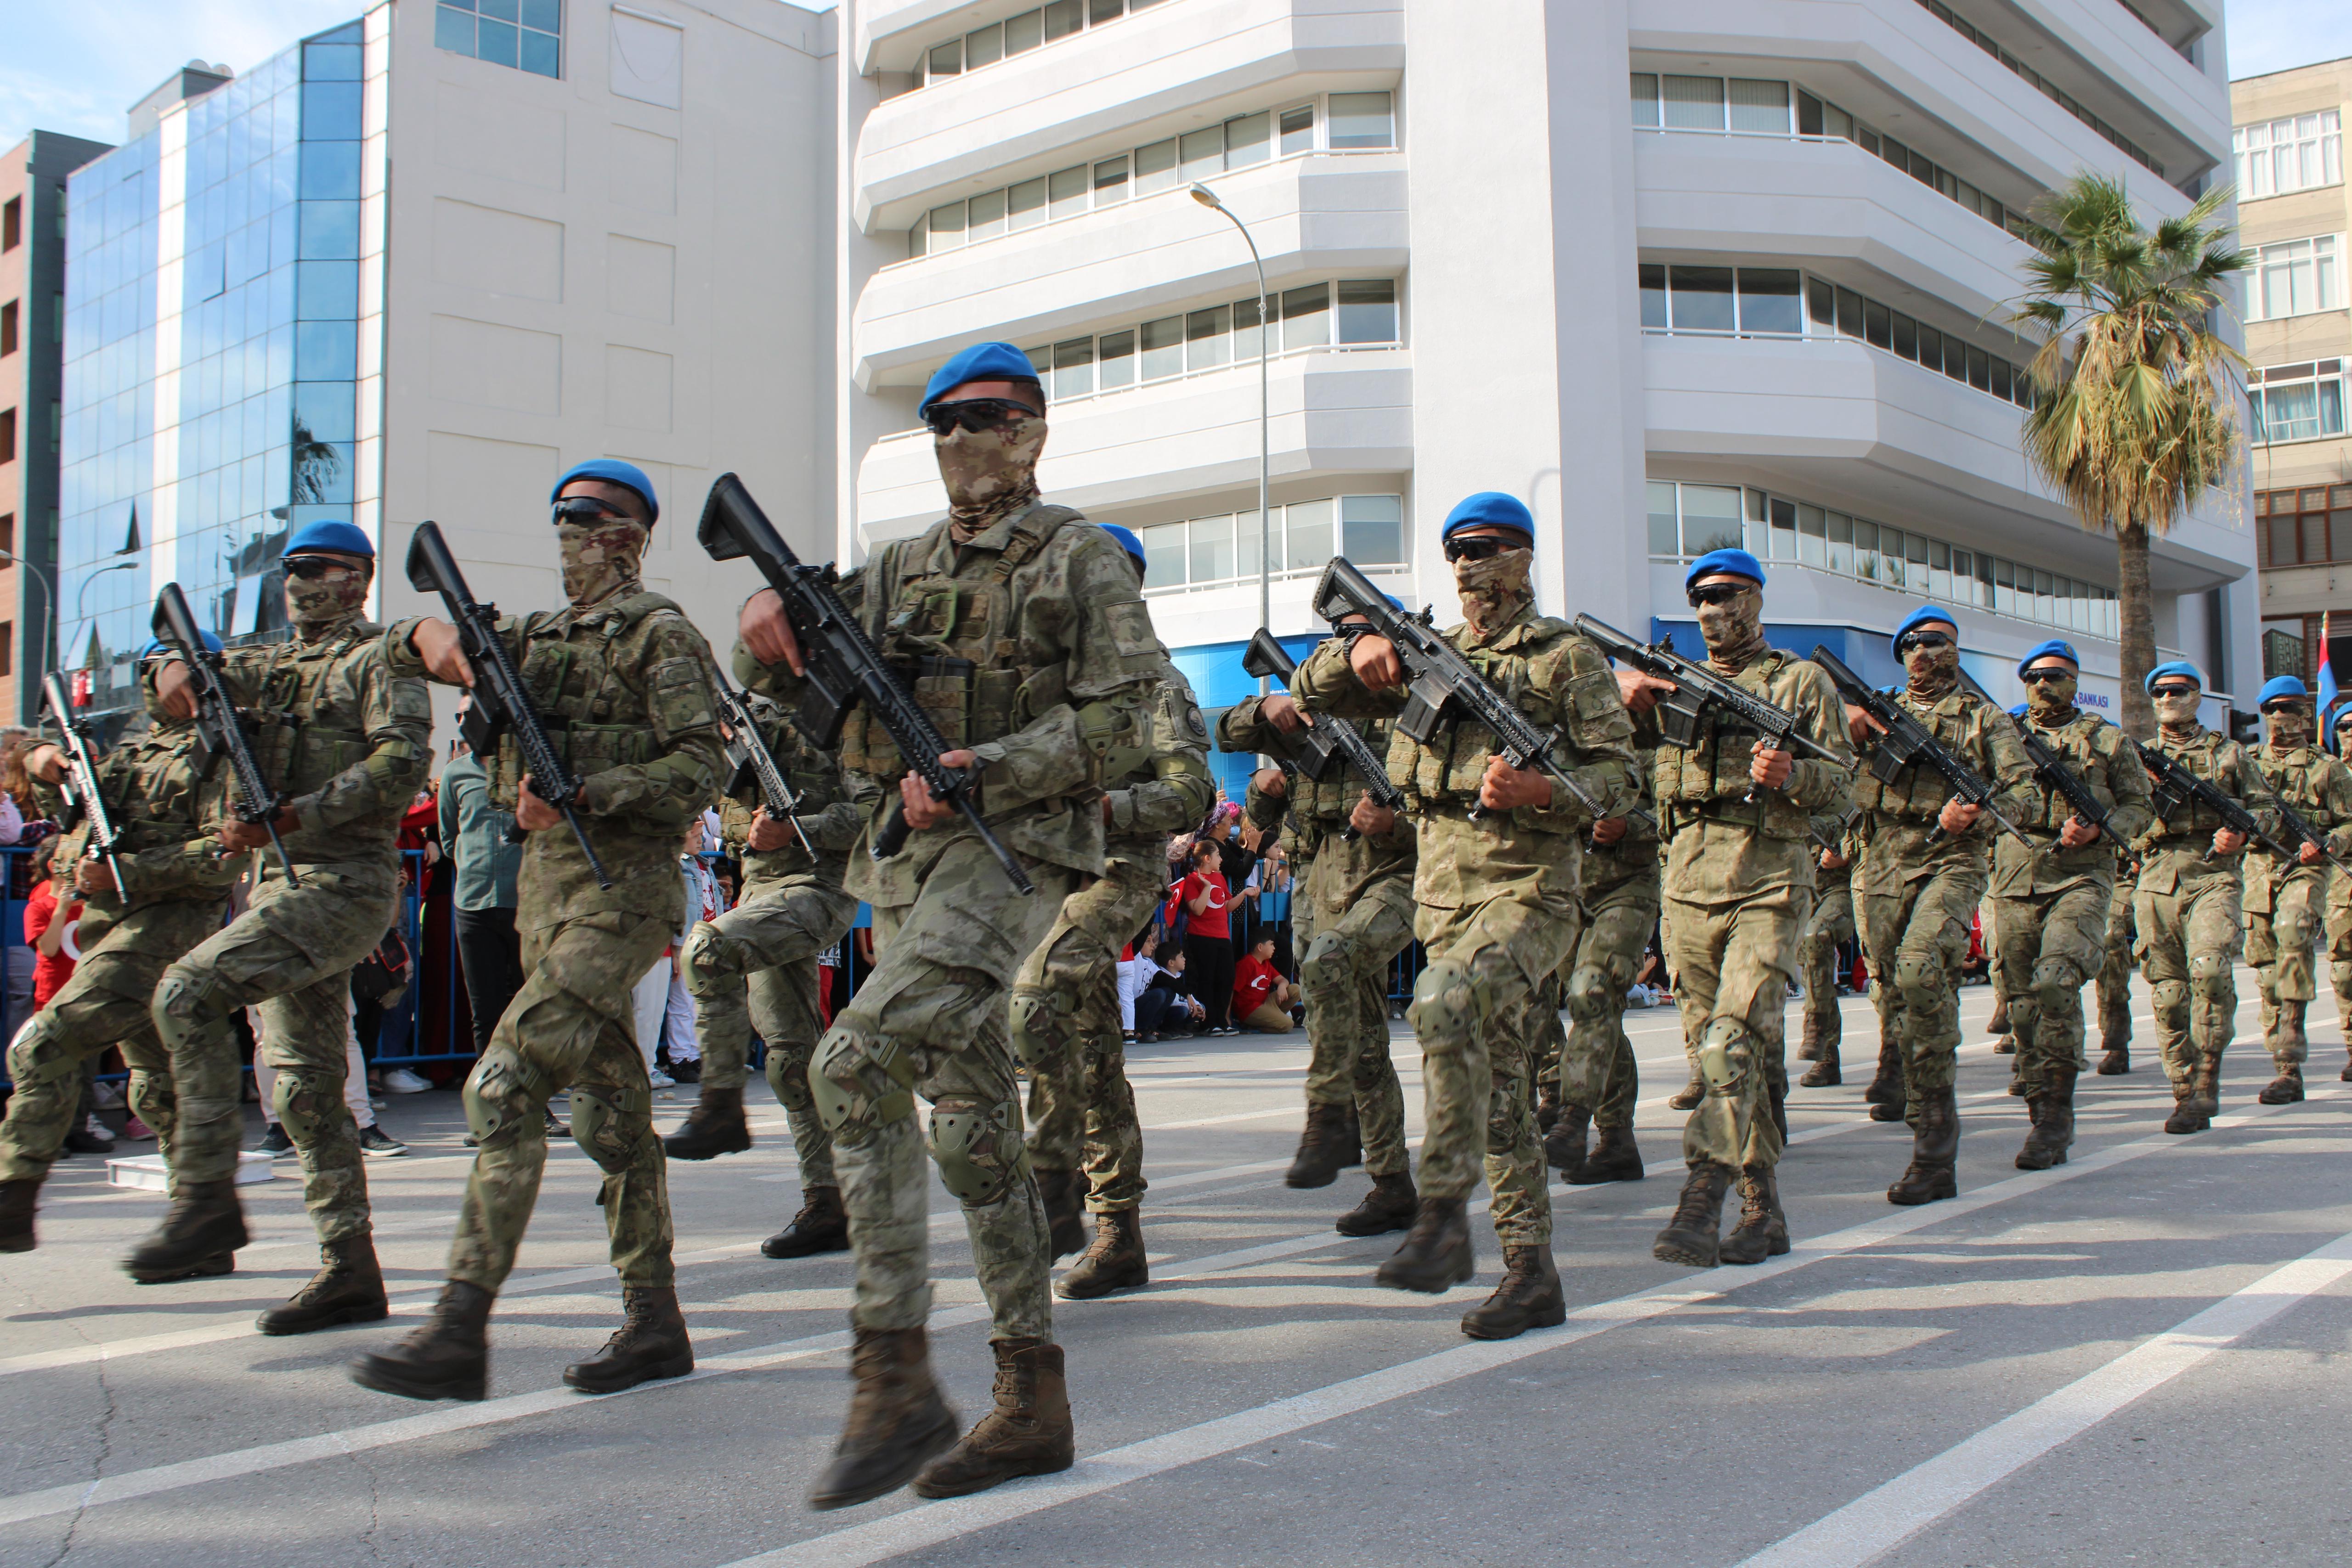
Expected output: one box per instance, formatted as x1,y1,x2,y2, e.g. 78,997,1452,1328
1293,604,1638,1255
2241,743,2352,1079
1219,682,1417,1185
749,499,1171,1345
155,616,432,1247
1534,767,1659,1143
2096,856,2137,1067
384,585,727,1294
1798,815,1857,1069
683,694,862,1177
2329,869,2352,1079
0,708,237,1182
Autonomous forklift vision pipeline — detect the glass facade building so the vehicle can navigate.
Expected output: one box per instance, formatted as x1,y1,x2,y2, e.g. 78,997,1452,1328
58,17,368,719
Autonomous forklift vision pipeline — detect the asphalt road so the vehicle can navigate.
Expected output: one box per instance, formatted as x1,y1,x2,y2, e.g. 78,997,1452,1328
2,976,2347,1568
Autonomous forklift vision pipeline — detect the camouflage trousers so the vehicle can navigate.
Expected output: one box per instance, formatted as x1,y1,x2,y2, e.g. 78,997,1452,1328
2246,864,2326,1069
1990,880,2110,1096
1020,849,1164,1213
1860,861,1986,1107
1799,878,1854,1053
1296,857,1416,1178
155,862,392,1242
814,837,1077,1342
2097,875,2136,1049
679,873,858,1188
1407,882,1582,1247
0,897,225,1181
1533,871,1658,1131
2136,869,2245,1094
450,908,678,1292
1665,886,1804,1172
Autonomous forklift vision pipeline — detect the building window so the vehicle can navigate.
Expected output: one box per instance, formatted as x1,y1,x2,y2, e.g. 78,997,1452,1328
1326,92,1394,149
2263,624,2307,680
2236,111,2343,200
2245,236,2341,321
437,0,563,79
1914,0,2163,180
2255,486,2352,565
1795,273,2035,407
0,407,13,463
0,301,15,357
0,198,17,251
2250,362,2349,446
911,0,1171,88
0,625,12,679
1137,494,1407,594
1639,263,1803,337
0,516,12,564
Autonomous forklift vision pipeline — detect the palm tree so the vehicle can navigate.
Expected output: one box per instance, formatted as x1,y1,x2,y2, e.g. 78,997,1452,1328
2011,173,2250,741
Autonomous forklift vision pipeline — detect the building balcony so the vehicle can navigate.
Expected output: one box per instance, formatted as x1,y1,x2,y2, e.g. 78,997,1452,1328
1641,331,2250,592
853,0,1403,230
854,345,1411,540
853,150,1405,388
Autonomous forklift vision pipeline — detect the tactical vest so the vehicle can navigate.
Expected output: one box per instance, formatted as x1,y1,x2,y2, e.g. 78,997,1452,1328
487,591,680,808
1654,651,1813,842
243,620,383,799
2016,712,2119,835
2146,730,2243,841
1396,617,1610,811
1856,688,1992,823
837,504,1085,779
2255,746,2338,820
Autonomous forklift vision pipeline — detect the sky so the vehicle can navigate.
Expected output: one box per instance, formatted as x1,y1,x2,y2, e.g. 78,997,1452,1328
0,0,2345,156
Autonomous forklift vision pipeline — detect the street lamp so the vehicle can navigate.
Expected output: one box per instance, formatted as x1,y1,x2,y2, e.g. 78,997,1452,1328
1190,181,1272,693
0,550,58,716
70,559,141,679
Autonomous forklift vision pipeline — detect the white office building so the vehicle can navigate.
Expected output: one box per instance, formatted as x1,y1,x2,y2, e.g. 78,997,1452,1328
836,0,2254,784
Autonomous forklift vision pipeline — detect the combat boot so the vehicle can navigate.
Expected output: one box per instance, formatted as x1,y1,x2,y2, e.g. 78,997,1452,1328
2015,1069,2076,1171
1652,1162,1732,1268
2097,1044,2131,1075
564,1286,695,1393
1283,1102,1351,1190
2185,1056,2222,1117
1797,1009,1823,1063
1374,1196,1474,1292
2163,1085,2209,1134
1864,1041,1906,1121
123,1179,246,1284
808,1325,960,1510
1334,1171,1416,1236
1988,994,2010,1038
2341,1044,2352,1083
1032,1167,1087,1259
662,1085,751,1161
1569,1124,1644,1185
1718,1164,1788,1265
0,1177,40,1253
762,1186,850,1258
1887,1087,1959,1205
2258,1066,2305,1105
1542,1103,1591,1175
349,1279,493,1402
1535,1081,1562,1134
258,1233,389,1335
1337,1103,1363,1168
2260,1003,2307,1103
1668,1072,1705,1111
1459,1245,1566,1340
1800,1038,1841,1088
1993,1035,2017,1055
910,1338,1074,1499
1057,1209,1148,1300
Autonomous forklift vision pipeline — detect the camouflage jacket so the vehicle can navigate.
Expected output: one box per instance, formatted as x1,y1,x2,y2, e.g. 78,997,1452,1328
1583,748,1662,898
2131,725,2277,896
45,715,240,912
1854,685,2035,896
1990,708,2155,898
1221,664,1417,876
2242,743,2352,913
736,499,1171,902
1105,670,1215,854
716,688,866,895
1644,649,1854,904
1290,604,1639,909
208,614,434,868
1810,806,1860,894
388,585,727,929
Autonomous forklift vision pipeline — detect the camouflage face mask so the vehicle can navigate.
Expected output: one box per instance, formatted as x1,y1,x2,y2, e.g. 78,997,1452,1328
935,412,1046,539
2151,687,2202,734
1694,584,1766,671
2267,703,2314,750
557,519,649,606
1453,546,1532,637
283,557,370,636
2025,670,2078,722
1903,637,1959,699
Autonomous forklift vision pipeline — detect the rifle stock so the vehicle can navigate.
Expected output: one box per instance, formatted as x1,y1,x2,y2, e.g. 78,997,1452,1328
1240,627,1407,837
41,671,124,891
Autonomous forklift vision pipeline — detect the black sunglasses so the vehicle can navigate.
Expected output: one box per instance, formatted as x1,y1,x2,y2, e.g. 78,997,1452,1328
2262,701,2307,716
2150,683,2199,699
1687,584,1753,608
2018,667,2074,684
1895,630,1953,654
1443,536,1526,563
923,397,1038,437
283,555,363,581
551,495,636,525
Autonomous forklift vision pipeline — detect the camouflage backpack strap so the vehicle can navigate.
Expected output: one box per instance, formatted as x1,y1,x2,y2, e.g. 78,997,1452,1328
989,503,1085,583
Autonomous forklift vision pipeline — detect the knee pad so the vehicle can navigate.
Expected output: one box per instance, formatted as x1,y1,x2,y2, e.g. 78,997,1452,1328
569,1081,653,1175
1565,961,1624,1024
810,1026,917,1142
677,921,742,1001
3,1012,77,1092
2151,977,2190,1016
127,1068,177,1128
151,966,232,1055
1300,931,1358,1000
765,1045,816,1113
1892,954,1943,1010
1007,987,1072,1072
927,1095,1027,1205
1407,958,1481,1055
2188,951,2233,1000
1695,1017,1754,1092
461,1043,551,1152
2030,959,2083,1018
271,1067,351,1147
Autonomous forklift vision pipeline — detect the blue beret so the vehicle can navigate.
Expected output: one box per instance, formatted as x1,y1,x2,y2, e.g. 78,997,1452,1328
1441,492,1535,543
2017,639,2079,675
283,519,373,560
2260,675,2310,705
552,459,659,524
2143,660,2202,693
2010,703,2029,718
1685,549,1764,589
1891,604,1958,653
920,342,1044,418
142,631,222,657
1099,524,1146,572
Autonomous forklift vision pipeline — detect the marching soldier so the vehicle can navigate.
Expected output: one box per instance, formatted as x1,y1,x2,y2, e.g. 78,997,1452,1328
352,458,728,1400
1796,810,1857,1088
1294,491,1639,1337
1987,641,2152,1171
2327,705,2352,1083
1620,550,1852,1265
2095,852,2137,1074
2241,675,2352,1105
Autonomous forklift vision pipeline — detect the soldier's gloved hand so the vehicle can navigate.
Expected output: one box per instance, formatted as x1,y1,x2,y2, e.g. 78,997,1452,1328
1262,693,1307,733
1349,634,1405,692
1617,670,1676,714
515,774,570,832
2212,827,2247,855
407,618,477,687
2297,840,2324,866
1479,755,1552,812
741,589,806,675
22,744,66,785
1351,794,1397,838
1819,848,1849,871
1252,767,1288,799
901,750,976,830
155,660,199,721
1590,815,1628,846
220,808,300,852
1749,740,1793,790
2059,816,2103,849
746,807,795,853
1936,798,1983,836
73,857,119,897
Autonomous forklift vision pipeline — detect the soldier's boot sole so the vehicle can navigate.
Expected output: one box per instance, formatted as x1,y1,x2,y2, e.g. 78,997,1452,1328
123,1182,248,1284
2014,1136,2069,1171
1458,1249,1566,1341
0,1179,41,1253
1056,1210,1148,1301
1334,1177,1417,1237
1992,1037,2017,1055
2257,1072,2305,1105
128,1251,235,1286
1541,1108,1590,1176
810,1404,961,1511
1886,1165,1957,1205
1567,1130,1643,1185
909,1341,1073,1500
564,1343,694,1394
661,1122,751,1161
1652,1166,1730,1269
2096,1049,2131,1076
2007,1077,2027,1097
1651,1227,1720,1268
761,1223,851,1259
2163,1106,2210,1134
1666,1078,1706,1111
350,1354,488,1404
1718,1220,1791,1265
1799,1048,1841,1088
1867,1100,1909,1122
1374,1198,1474,1294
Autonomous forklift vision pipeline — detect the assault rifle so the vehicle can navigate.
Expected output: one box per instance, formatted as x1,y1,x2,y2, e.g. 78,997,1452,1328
2132,738,2295,864
698,473,1032,895
152,581,299,886
1312,557,1630,826
40,671,125,892
406,520,610,890
1240,628,1407,840
1956,667,2123,847
710,663,812,856
2251,767,2352,874
1810,643,2029,846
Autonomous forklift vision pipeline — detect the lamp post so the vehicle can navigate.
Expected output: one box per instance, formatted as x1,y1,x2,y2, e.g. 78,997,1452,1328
1190,181,1272,694
0,550,59,719
69,560,141,686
